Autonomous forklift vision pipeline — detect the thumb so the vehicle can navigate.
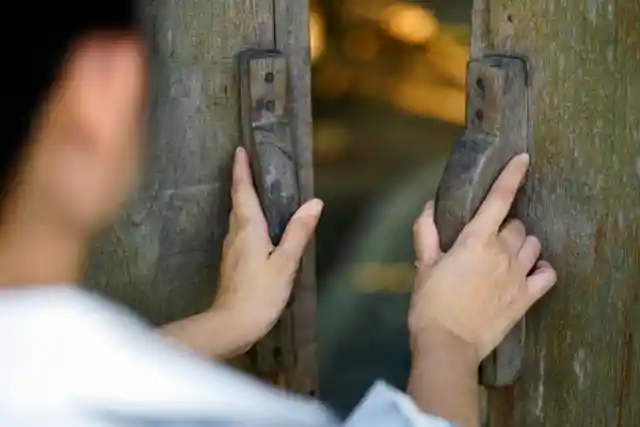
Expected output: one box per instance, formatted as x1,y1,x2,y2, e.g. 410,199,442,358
270,199,324,274
413,200,442,267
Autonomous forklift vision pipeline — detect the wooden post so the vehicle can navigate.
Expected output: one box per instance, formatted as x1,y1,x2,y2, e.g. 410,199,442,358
84,0,317,395
273,0,319,397
471,0,640,425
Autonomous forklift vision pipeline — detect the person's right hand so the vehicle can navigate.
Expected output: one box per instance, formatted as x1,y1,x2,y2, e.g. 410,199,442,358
409,153,557,363
211,147,323,351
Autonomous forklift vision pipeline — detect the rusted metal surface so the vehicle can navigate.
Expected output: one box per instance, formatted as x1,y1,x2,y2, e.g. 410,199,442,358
469,0,640,426
435,54,530,387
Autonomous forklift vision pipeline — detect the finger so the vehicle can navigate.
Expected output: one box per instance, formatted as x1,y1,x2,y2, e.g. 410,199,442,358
231,147,265,221
511,261,557,316
468,153,529,234
270,199,324,274
498,219,526,254
517,235,541,273
413,200,442,267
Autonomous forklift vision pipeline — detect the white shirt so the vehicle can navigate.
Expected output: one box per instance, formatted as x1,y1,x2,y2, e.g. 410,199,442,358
0,286,454,427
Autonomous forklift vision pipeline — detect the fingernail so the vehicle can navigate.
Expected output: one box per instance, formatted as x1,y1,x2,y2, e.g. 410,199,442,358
232,147,245,186
424,200,435,211
518,153,530,164
298,199,324,217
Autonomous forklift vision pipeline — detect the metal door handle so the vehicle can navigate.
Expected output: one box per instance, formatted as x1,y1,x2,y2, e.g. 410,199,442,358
435,54,531,387
239,49,300,246
238,48,300,380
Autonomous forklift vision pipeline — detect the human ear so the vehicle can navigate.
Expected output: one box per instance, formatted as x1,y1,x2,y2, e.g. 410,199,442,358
33,33,147,229
64,33,146,160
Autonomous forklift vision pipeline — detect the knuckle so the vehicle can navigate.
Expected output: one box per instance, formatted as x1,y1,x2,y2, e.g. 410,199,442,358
413,216,426,234
493,245,513,271
519,285,540,307
231,185,244,200
300,214,318,232
504,282,521,304
491,182,516,204
500,219,526,242
233,211,252,229
459,230,485,250
290,217,315,240
509,218,525,232
500,225,515,239
528,235,542,251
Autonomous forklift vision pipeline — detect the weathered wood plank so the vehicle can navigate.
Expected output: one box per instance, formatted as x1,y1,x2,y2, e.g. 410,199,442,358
470,0,640,426
85,0,275,324
85,0,317,391
273,0,318,396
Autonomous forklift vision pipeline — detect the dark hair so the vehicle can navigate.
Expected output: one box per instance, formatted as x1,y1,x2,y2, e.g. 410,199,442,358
2,2,140,201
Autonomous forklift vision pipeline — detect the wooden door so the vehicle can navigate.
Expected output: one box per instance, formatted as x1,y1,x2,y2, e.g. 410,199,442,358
85,0,317,396
471,0,640,425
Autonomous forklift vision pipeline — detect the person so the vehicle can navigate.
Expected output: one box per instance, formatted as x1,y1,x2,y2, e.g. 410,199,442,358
0,3,557,427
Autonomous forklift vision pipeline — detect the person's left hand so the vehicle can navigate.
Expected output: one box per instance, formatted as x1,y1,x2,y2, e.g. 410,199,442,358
409,154,556,363
211,147,323,348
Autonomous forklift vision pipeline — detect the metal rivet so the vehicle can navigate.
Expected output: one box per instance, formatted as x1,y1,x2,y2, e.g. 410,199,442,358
266,100,275,112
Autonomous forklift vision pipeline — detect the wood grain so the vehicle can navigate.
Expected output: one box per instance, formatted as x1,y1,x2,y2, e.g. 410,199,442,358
84,0,316,391
468,0,640,425
82,0,310,386
273,0,319,397
86,0,275,323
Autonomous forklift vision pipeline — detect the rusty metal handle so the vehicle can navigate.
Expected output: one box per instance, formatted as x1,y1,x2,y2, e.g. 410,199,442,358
434,54,530,387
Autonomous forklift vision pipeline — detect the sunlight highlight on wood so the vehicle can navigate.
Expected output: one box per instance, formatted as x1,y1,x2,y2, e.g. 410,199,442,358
310,10,326,64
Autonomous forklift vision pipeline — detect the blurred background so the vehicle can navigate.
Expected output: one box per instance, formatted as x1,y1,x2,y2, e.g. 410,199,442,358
310,0,472,415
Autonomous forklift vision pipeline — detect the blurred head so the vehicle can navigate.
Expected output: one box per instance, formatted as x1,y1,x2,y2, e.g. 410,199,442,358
3,2,145,237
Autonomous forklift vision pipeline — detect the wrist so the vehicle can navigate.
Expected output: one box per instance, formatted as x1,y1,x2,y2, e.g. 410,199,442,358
410,325,480,374
206,306,257,345
407,326,482,427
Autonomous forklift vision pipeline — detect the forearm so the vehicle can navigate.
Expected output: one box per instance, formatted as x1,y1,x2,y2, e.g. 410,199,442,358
160,309,252,360
407,328,480,427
